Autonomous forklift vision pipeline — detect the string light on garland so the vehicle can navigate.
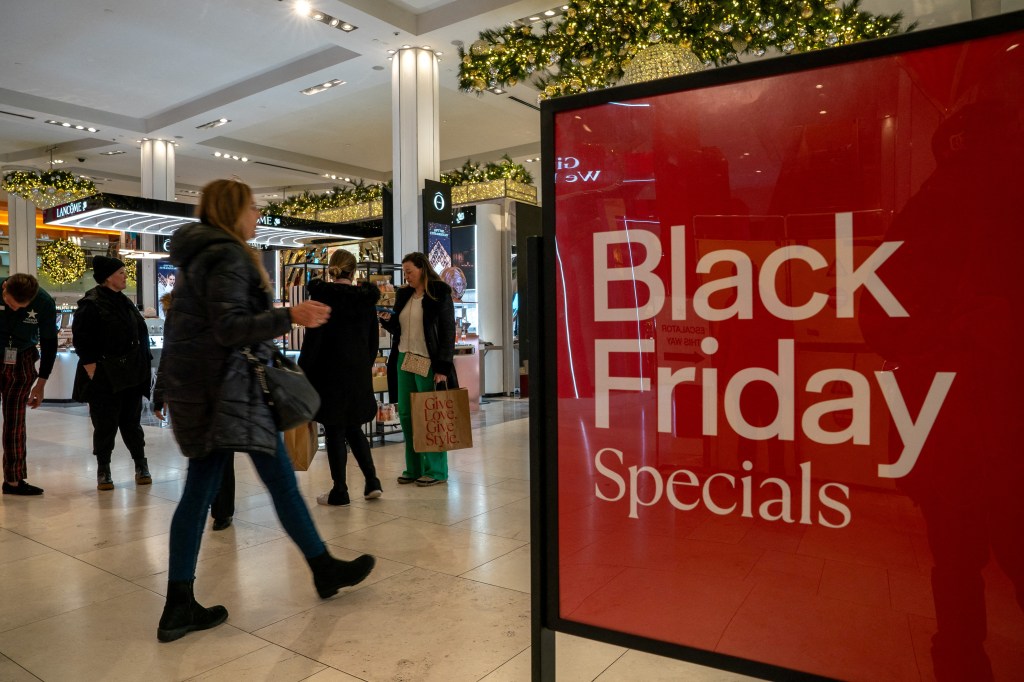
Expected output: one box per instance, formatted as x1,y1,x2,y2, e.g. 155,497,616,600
457,0,911,100
38,240,87,285
1,170,97,209
263,157,534,219
121,256,138,286
621,41,704,84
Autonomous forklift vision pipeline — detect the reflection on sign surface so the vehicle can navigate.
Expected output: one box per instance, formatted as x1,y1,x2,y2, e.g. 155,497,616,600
554,28,1024,681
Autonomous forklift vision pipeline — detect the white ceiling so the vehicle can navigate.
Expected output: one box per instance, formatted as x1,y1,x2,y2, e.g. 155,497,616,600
0,0,1015,205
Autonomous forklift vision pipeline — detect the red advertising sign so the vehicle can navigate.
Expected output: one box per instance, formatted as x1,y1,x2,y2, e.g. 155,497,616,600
552,26,1024,682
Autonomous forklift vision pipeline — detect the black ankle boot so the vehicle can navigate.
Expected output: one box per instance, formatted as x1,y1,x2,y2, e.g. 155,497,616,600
97,463,113,491
156,580,228,642
134,458,152,485
306,551,376,599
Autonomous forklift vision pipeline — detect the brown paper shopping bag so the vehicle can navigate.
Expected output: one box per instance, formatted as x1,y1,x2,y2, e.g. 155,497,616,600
410,387,474,452
283,421,319,471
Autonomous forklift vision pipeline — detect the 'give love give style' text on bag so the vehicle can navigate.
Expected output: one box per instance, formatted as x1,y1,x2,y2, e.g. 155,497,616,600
410,384,473,453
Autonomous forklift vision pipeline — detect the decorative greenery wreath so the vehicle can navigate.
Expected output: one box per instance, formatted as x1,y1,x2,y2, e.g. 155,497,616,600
2,170,97,209
38,240,87,284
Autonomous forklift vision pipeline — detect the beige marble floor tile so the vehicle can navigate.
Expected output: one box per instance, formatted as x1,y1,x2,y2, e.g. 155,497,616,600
2,496,178,555
481,632,625,682
0,652,40,682
0,528,55,565
596,648,762,681
0,553,141,632
0,590,264,682
184,643,328,681
237,497,396,539
333,516,526,575
452,495,531,541
461,543,530,592
75,517,286,581
341,479,528,526
300,668,365,681
255,567,530,682
488,477,532,495
139,536,412,633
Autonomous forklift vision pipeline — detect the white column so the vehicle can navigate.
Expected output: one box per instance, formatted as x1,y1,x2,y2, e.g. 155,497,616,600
8,194,38,275
391,47,440,260
475,203,508,394
140,140,175,200
138,139,176,310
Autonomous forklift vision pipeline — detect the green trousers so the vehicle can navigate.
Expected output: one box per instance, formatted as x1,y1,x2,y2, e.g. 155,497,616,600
396,352,449,481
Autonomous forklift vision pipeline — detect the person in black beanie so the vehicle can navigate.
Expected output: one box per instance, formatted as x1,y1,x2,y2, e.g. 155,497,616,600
73,255,153,490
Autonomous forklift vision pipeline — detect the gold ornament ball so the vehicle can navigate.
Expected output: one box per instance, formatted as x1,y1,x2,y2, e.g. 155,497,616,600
620,42,704,85
801,4,814,19
470,40,490,56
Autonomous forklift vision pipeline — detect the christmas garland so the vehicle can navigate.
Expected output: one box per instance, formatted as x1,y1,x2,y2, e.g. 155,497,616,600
2,170,97,209
440,155,533,186
38,240,87,284
263,157,533,217
458,0,909,99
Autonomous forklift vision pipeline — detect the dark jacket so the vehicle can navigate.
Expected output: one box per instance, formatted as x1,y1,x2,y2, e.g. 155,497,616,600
380,280,459,388
298,279,380,426
72,285,152,401
162,222,292,458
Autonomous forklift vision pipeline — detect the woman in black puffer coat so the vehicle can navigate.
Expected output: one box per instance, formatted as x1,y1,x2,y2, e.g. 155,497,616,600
156,179,375,643
299,249,382,506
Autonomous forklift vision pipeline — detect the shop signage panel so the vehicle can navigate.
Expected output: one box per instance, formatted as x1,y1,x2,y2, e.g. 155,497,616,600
551,26,1024,681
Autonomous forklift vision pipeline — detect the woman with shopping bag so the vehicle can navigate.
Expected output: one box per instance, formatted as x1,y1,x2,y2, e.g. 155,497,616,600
378,252,458,487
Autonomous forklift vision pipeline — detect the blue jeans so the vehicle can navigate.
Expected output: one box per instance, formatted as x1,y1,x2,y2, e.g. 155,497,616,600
168,435,325,581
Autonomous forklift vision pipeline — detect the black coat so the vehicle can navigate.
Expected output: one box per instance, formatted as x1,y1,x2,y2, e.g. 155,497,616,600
162,222,293,458
380,280,459,388
71,285,152,401
298,279,380,426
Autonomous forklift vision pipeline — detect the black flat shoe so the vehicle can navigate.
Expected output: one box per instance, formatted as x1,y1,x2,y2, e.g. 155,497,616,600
2,480,43,495
212,517,233,531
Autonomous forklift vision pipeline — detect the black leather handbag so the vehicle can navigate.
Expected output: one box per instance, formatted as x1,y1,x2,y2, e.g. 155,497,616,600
241,346,321,431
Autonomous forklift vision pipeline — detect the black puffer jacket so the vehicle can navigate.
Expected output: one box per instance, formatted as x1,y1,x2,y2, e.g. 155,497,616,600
298,279,380,426
71,285,152,400
162,222,292,458
380,280,459,388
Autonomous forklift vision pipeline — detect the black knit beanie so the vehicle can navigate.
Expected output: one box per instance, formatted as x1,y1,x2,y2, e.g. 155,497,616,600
92,255,125,284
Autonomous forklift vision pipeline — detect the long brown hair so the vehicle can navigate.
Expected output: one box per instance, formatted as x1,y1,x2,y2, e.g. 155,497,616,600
401,251,442,300
197,179,270,290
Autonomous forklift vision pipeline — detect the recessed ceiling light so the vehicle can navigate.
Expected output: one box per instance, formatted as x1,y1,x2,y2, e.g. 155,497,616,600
545,9,556,16
301,78,345,95
46,119,100,133
100,150,126,155
196,117,231,129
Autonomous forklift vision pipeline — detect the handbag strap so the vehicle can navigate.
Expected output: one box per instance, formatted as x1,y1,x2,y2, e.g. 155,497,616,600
240,346,274,406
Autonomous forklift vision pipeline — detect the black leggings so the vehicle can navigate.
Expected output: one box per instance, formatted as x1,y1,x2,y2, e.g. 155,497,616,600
322,421,379,494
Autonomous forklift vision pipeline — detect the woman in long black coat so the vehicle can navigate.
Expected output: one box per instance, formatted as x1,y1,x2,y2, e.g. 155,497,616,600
299,249,382,506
